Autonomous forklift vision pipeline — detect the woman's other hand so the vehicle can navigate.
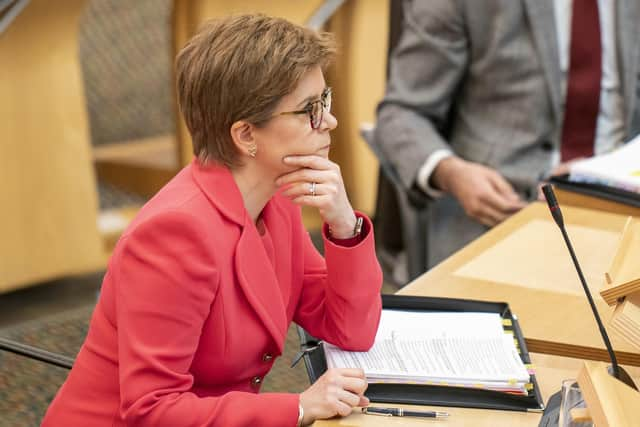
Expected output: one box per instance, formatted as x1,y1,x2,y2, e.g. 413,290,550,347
298,368,369,425
276,155,357,239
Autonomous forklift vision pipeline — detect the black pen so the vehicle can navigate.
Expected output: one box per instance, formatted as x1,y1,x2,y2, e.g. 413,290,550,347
362,407,449,418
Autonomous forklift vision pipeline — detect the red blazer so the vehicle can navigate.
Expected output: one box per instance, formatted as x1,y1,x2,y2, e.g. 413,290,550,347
42,160,382,427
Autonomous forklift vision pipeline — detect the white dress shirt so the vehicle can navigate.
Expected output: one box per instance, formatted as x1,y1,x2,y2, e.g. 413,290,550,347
417,0,625,197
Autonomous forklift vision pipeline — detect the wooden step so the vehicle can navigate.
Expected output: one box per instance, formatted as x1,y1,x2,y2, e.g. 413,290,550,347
98,206,140,257
93,134,180,198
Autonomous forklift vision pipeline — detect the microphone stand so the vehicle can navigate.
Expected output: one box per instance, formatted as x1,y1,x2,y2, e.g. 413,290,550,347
542,184,636,389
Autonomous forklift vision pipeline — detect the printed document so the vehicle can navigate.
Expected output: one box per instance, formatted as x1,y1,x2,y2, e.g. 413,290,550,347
569,134,640,193
324,310,531,394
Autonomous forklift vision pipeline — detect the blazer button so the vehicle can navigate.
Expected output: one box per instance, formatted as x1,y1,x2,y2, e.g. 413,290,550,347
541,141,553,152
262,353,274,362
251,376,262,388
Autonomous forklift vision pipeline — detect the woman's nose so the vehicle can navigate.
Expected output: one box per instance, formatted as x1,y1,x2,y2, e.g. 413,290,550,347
321,111,338,131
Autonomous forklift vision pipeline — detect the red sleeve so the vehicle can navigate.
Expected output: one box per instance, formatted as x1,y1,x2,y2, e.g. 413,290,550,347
323,215,369,247
294,212,382,351
114,211,300,426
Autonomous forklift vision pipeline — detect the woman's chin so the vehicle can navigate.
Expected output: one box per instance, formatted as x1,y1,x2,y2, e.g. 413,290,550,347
317,147,330,158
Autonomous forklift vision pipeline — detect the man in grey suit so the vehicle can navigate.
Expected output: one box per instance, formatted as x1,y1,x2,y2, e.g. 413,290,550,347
375,0,640,269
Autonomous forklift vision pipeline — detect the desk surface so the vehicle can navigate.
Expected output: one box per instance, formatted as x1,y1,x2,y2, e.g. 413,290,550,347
317,201,640,425
315,354,639,426
556,187,640,218
397,202,640,365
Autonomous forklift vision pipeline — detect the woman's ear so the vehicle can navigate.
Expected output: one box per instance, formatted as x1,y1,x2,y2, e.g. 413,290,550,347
230,120,257,158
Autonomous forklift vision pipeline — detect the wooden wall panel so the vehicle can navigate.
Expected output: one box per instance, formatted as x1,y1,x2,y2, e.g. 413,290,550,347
0,0,103,292
327,1,389,214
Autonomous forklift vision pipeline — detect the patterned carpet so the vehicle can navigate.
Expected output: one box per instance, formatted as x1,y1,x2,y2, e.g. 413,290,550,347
0,305,309,427
0,306,91,427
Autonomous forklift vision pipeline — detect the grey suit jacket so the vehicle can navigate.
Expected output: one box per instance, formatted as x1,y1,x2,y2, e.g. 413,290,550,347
375,0,640,266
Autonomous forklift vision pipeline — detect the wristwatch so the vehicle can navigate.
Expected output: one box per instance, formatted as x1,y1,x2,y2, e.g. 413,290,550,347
328,216,364,240
352,216,364,237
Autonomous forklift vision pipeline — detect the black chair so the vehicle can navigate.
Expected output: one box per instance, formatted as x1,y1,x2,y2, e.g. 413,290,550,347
362,0,430,283
361,126,429,282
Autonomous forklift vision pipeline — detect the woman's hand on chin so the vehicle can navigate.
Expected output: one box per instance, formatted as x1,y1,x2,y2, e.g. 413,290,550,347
276,155,356,238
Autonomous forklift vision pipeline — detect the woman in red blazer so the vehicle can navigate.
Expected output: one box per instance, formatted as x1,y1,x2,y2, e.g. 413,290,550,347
42,13,382,427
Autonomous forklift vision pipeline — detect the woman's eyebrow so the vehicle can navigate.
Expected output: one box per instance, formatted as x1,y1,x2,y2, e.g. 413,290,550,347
296,88,327,107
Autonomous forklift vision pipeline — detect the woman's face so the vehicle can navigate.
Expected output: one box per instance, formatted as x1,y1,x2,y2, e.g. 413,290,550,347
252,65,338,178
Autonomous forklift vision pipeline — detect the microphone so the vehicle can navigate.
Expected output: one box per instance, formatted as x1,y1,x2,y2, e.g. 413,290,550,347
541,184,636,389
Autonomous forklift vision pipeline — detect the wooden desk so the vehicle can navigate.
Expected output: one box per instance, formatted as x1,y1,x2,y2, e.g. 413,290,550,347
315,354,639,426
314,202,640,426
398,202,640,365
556,187,640,217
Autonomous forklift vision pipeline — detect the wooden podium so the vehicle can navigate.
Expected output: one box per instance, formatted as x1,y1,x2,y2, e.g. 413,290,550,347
316,199,640,426
577,361,640,427
399,202,640,365
570,216,640,426
0,0,105,292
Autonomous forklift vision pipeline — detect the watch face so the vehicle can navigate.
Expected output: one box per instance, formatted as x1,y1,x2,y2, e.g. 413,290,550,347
354,216,364,236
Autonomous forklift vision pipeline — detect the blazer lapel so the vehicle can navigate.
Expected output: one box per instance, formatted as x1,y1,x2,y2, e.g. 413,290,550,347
235,216,288,353
191,160,288,352
261,197,293,316
523,0,562,126
616,0,640,137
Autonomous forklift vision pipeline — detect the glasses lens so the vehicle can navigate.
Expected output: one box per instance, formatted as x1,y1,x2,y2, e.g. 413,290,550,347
323,90,331,113
311,100,322,129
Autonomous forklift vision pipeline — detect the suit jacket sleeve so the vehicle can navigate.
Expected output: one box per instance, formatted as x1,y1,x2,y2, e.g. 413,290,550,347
114,211,299,427
294,213,383,351
375,0,469,189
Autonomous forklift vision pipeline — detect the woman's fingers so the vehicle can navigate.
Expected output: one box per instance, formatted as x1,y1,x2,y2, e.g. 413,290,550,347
338,375,368,396
281,183,337,201
358,395,370,407
299,368,369,424
278,155,355,234
334,368,366,378
276,169,330,187
334,400,355,417
283,154,335,171
335,388,361,409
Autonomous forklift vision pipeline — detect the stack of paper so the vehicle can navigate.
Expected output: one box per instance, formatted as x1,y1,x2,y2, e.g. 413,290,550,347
569,135,640,193
324,310,531,395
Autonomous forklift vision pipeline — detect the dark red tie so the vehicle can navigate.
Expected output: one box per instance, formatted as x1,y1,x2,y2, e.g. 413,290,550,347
561,0,602,161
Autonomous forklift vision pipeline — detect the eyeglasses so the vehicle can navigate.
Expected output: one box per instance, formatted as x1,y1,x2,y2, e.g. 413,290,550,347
274,87,332,129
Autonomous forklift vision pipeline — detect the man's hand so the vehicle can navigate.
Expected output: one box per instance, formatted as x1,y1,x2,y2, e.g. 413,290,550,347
432,157,526,227
536,158,584,201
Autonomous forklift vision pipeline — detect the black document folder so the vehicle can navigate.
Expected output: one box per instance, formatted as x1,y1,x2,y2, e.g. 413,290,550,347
549,174,640,208
297,294,545,412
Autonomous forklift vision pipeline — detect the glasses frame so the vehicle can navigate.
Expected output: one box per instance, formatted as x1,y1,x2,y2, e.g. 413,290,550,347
274,87,332,130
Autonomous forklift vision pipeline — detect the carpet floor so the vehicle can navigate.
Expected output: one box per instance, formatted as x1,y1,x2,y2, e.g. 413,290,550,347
0,305,309,427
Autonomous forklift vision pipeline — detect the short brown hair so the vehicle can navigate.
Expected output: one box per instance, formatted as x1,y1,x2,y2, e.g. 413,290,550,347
176,14,336,167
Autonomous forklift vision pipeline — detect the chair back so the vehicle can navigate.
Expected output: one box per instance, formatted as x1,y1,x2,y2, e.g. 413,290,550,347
360,125,430,282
